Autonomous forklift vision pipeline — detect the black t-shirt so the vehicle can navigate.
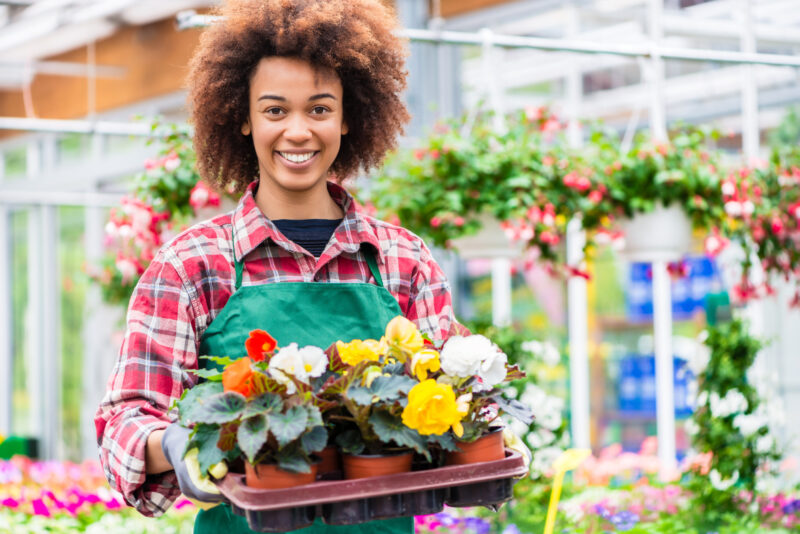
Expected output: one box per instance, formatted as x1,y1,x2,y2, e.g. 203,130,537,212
272,219,343,258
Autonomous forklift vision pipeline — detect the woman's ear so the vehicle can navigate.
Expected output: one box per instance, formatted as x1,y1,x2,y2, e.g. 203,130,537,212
241,120,251,136
341,120,348,136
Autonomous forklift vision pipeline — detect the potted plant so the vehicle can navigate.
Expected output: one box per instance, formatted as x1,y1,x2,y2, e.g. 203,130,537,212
174,331,330,489
322,316,454,479
584,125,726,262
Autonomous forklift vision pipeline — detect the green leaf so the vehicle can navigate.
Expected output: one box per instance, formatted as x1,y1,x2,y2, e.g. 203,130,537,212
201,355,236,368
188,424,226,475
268,406,308,447
492,395,534,425
276,448,313,474
347,386,375,406
177,382,223,425
300,425,328,455
192,392,246,424
369,375,415,402
243,393,283,419
237,415,268,464
187,368,224,381
335,429,365,455
369,411,429,460
428,432,459,452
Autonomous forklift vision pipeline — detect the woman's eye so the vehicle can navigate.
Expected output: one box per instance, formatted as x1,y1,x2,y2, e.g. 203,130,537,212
265,108,284,116
311,106,329,114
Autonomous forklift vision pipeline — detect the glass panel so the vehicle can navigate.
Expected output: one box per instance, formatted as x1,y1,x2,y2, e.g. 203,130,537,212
59,206,86,461
10,209,30,436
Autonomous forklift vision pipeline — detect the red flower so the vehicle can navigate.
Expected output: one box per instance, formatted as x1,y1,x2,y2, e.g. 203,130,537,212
223,357,254,397
245,330,277,362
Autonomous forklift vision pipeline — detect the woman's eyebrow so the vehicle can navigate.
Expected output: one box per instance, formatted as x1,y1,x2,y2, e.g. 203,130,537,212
309,93,336,101
257,94,286,102
256,93,336,102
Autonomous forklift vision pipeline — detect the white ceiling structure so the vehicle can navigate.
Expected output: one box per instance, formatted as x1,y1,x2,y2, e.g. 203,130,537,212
0,0,217,89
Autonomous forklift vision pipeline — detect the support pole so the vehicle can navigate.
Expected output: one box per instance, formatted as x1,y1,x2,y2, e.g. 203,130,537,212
648,0,676,478
491,257,513,327
565,1,591,450
39,205,61,460
652,260,677,477
567,219,590,449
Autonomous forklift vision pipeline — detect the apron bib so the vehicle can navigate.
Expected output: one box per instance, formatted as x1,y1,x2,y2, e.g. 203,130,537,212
193,247,412,534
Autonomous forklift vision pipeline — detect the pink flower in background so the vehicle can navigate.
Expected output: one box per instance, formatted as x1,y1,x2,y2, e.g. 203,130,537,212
189,181,221,211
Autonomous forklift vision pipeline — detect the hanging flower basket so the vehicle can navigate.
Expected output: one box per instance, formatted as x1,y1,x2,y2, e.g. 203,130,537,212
449,215,524,260
618,202,692,262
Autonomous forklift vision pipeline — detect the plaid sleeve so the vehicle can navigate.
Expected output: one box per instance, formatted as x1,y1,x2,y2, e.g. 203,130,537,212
405,240,465,342
94,247,200,517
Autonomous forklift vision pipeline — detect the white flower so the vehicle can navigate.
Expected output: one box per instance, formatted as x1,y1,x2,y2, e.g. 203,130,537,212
537,397,564,430
696,390,709,406
104,221,118,238
724,201,742,217
709,469,739,491
687,343,711,375
522,340,561,366
721,181,736,196
268,343,328,393
684,418,699,436
733,413,767,437
709,389,748,418
526,428,555,449
520,383,548,407
115,258,138,285
755,435,774,454
440,335,505,384
742,200,755,215
477,350,508,390
530,446,562,478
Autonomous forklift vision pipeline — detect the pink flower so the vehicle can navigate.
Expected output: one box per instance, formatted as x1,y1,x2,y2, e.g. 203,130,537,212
588,190,603,204
453,216,465,227
189,181,221,211
430,216,442,228
413,149,425,161
32,498,51,517
429,149,441,160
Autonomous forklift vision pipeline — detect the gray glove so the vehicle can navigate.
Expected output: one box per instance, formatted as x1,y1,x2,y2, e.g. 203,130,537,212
161,423,225,504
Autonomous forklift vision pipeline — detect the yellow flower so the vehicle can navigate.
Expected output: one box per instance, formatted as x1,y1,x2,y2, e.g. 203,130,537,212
336,339,385,367
385,316,424,359
402,379,467,437
410,349,441,381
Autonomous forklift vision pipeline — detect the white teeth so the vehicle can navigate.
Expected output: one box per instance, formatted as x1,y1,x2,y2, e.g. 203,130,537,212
279,152,315,163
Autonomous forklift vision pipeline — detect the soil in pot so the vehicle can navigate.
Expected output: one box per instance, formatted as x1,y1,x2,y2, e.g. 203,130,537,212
446,427,505,466
342,451,413,479
244,462,318,489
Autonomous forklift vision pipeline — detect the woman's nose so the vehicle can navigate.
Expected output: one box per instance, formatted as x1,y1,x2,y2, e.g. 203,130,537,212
283,114,313,143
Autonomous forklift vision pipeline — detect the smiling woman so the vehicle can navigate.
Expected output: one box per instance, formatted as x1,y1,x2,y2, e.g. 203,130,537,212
241,57,349,221
94,1,469,534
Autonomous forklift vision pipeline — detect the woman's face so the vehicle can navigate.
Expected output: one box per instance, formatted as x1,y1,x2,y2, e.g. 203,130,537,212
242,56,348,195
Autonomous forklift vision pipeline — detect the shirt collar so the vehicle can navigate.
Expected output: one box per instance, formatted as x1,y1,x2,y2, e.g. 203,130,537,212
231,180,382,263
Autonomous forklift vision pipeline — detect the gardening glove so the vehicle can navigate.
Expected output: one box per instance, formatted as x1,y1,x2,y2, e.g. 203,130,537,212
502,427,532,474
161,423,228,510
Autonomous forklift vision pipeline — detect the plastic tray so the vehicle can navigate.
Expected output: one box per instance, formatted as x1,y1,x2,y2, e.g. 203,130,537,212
215,450,526,532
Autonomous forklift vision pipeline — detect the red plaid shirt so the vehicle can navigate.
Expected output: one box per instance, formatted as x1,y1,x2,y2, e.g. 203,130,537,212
94,181,459,516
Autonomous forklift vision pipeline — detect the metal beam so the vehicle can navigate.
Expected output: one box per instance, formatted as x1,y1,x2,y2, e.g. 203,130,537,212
175,10,800,67
0,117,184,137
0,205,11,436
0,191,123,207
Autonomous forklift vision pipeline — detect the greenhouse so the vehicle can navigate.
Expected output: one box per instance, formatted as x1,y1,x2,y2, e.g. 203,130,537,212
1,0,799,532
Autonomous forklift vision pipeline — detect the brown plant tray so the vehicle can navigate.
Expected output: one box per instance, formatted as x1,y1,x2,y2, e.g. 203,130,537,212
215,450,526,533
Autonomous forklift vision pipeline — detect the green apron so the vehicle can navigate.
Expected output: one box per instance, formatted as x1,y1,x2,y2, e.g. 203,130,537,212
193,243,413,534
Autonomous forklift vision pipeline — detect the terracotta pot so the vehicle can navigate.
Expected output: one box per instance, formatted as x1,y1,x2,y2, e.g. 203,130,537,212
342,451,413,479
316,446,341,477
446,428,505,466
244,462,318,489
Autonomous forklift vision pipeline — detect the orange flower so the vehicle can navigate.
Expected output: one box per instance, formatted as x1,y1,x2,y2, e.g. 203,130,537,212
223,357,254,397
245,330,277,362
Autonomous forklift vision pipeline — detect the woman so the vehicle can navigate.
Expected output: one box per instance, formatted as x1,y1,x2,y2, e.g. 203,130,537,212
95,0,461,532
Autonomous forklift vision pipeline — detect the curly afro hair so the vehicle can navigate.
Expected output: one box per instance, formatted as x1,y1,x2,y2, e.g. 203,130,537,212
187,0,410,194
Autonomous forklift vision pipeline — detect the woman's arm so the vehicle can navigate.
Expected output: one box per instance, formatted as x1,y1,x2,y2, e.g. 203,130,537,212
94,248,200,516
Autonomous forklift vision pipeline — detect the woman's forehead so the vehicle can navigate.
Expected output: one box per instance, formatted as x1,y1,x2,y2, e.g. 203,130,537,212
250,56,342,94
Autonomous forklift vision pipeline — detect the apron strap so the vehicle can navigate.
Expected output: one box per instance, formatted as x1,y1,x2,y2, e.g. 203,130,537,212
365,247,384,288
235,256,244,290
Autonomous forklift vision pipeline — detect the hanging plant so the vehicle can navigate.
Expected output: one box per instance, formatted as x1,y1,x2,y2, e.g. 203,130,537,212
88,121,236,306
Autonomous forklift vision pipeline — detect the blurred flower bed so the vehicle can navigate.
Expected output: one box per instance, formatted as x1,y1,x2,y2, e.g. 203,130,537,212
0,456,195,533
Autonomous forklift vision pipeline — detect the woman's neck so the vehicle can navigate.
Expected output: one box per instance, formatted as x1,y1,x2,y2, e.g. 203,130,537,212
254,180,344,220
